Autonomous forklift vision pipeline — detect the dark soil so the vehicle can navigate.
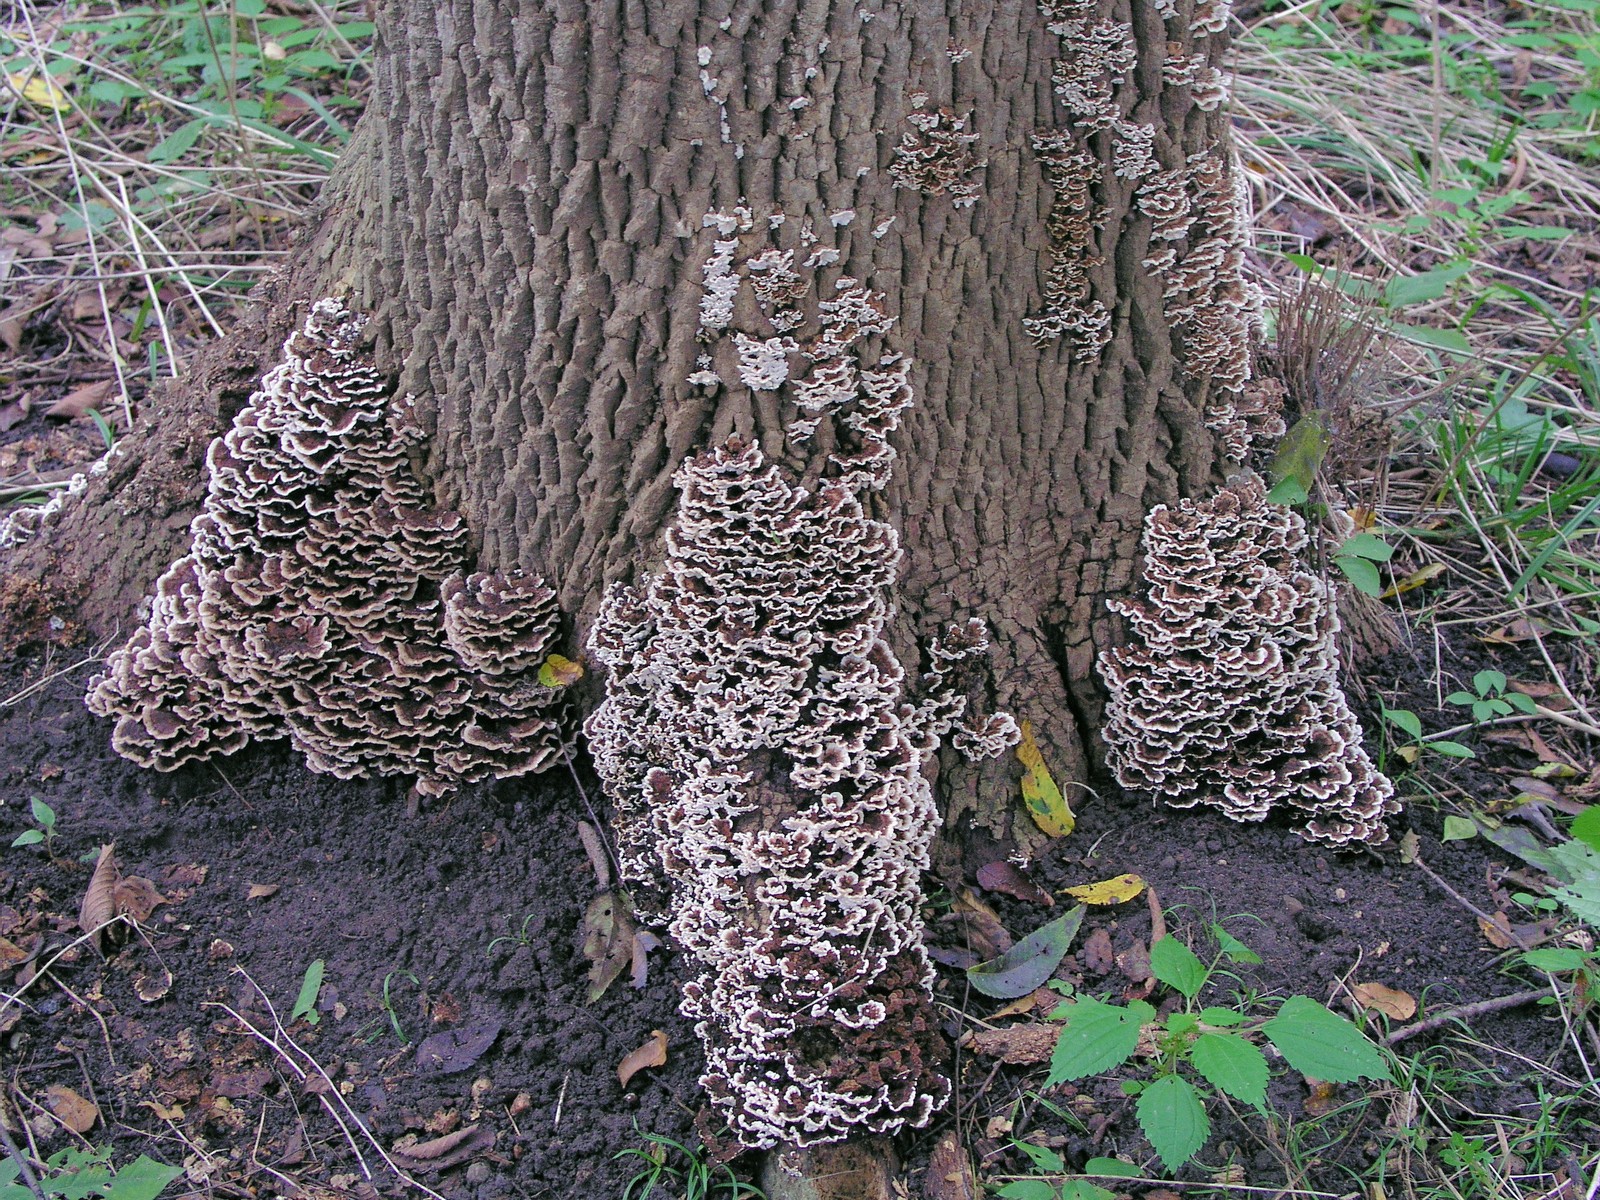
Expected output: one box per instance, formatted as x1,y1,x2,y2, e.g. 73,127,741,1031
0,624,1594,1200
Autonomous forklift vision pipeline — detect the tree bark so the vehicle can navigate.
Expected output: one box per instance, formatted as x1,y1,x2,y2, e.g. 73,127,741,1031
15,0,1240,841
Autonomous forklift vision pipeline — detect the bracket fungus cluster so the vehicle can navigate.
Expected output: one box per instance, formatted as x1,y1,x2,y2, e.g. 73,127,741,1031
588,226,1012,1149
1099,475,1398,847
888,94,984,209
86,300,572,796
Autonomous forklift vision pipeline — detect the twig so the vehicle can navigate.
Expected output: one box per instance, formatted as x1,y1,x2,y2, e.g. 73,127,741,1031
561,746,624,891
208,969,451,1200
1410,855,1535,951
1383,987,1551,1046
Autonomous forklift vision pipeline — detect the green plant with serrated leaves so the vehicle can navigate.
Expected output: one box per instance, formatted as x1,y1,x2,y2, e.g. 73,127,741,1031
10,795,59,854
1445,669,1538,725
1026,927,1391,1177
0,1145,181,1200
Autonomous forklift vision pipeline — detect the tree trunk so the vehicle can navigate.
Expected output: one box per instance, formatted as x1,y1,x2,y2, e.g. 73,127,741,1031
17,0,1242,838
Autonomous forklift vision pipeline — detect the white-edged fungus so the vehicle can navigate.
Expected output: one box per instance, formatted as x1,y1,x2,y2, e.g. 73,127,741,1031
889,102,984,209
85,300,572,795
1098,475,1398,847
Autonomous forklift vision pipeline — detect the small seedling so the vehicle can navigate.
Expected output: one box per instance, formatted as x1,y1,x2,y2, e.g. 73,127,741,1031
615,1129,764,1200
290,959,325,1025
1381,704,1476,764
10,795,59,853
379,969,418,1043
488,912,538,955
1038,927,1391,1175
1446,669,1538,725
1330,530,1395,597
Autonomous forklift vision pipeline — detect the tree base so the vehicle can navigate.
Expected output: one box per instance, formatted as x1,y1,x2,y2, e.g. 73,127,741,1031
759,1139,900,1200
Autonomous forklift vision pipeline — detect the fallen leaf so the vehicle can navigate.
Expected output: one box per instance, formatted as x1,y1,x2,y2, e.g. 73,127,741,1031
581,891,636,1002
45,379,114,421
538,653,584,688
1399,831,1420,864
1478,615,1544,645
79,844,118,951
0,937,25,970
1381,562,1445,599
165,863,208,887
965,1023,1061,1065
949,887,1010,958
45,1085,99,1134
1082,927,1115,974
617,1029,668,1087
1351,981,1416,1020
577,821,611,888
1479,913,1517,950
1062,873,1146,905
989,988,1057,1020
922,1132,978,1200
6,72,71,113
976,861,1052,905
1115,941,1152,984
966,905,1086,999
142,1100,184,1121
1016,720,1075,837
413,1019,502,1076
1533,762,1581,781
1303,1077,1341,1116
429,993,463,1025
391,1124,492,1172
630,930,661,989
112,876,168,922
247,883,279,900
0,401,27,432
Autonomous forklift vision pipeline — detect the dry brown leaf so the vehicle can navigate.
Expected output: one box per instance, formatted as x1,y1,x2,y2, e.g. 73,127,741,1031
631,930,661,989
165,863,208,887
1082,927,1115,974
141,1100,184,1121
0,400,27,432
113,876,168,922
965,1023,1060,1065
617,1029,668,1087
1147,883,1167,944
989,987,1058,1020
1352,981,1416,1020
135,966,172,1003
79,844,118,951
581,891,635,1003
921,1133,978,1200
976,861,1053,906
577,821,610,889
45,1085,99,1134
0,936,26,970
1479,913,1517,950
391,1124,489,1172
247,883,279,900
1115,941,1152,983
950,887,1010,958
45,379,114,421
1303,1078,1341,1116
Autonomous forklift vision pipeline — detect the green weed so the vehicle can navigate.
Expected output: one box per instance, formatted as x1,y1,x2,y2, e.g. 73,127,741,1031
0,1146,181,1200
614,1129,763,1200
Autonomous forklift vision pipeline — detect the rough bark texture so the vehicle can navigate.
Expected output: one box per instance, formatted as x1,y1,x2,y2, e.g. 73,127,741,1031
12,0,1238,841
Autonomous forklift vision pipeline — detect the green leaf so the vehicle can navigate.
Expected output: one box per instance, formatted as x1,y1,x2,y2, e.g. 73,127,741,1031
147,117,208,163
967,906,1086,1000
290,959,324,1025
1334,555,1382,597
102,1156,184,1200
1211,925,1262,964
1572,807,1600,853
1263,996,1391,1084
1392,324,1472,355
1149,936,1208,1000
1383,262,1471,308
1427,740,1476,759
1012,1141,1065,1173
1060,1183,1115,1200
1506,693,1538,715
1189,1032,1269,1107
1046,996,1152,1085
1266,476,1308,506
1522,948,1586,973
1135,1074,1209,1171
1081,1157,1140,1178
1269,414,1330,496
1473,669,1507,695
997,1183,1057,1200
1441,815,1478,842
1384,708,1423,740
1165,1011,1199,1034
30,796,55,830
1338,532,1395,562
10,830,44,847
1199,1006,1246,1026
1445,691,1477,706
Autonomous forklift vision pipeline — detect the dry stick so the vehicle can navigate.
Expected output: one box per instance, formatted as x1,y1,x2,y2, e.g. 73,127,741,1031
1410,855,1536,952
1382,988,1551,1047
210,969,451,1200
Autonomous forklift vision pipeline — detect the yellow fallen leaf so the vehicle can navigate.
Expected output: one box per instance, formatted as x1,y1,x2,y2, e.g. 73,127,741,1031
1351,981,1416,1020
1017,720,1074,838
1380,562,1445,599
538,653,584,688
1062,873,1146,905
7,72,71,113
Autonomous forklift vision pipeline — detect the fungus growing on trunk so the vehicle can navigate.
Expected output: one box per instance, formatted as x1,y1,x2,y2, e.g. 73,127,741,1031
1098,475,1398,847
587,231,1013,1151
86,300,572,796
